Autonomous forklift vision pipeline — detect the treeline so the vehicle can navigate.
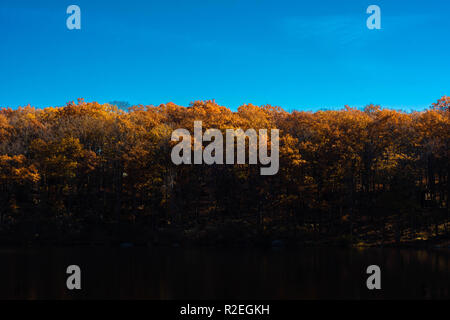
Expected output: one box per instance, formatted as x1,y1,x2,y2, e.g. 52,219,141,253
0,97,448,246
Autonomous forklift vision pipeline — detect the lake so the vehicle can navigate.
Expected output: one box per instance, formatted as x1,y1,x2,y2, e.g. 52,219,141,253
0,246,448,299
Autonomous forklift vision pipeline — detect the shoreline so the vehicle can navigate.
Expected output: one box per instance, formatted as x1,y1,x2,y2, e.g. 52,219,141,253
0,234,448,250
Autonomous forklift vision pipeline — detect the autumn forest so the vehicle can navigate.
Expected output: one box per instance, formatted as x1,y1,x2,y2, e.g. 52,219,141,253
0,97,449,247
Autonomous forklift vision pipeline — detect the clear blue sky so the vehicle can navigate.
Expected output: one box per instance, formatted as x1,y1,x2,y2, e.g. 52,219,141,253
0,0,449,111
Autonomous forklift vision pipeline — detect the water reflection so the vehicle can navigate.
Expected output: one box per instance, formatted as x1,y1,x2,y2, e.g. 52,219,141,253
0,247,448,299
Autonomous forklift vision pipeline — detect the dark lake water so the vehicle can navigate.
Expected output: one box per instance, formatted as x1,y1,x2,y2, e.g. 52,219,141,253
0,246,448,299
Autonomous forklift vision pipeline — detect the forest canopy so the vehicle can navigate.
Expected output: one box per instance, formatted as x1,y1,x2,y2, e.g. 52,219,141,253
0,97,448,246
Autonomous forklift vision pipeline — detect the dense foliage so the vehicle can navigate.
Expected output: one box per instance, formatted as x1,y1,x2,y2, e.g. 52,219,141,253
0,97,448,246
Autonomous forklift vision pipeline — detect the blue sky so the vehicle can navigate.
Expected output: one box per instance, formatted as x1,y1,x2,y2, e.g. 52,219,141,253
0,0,449,111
